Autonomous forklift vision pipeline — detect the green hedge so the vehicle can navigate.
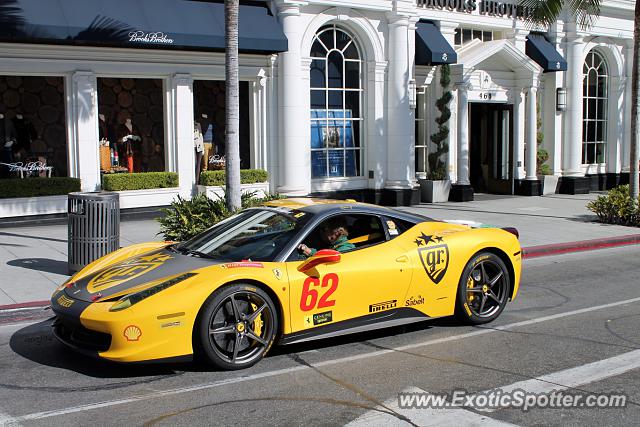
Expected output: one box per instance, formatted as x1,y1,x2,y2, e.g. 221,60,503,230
0,177,81,199
199,169,268,186
102,172,179,191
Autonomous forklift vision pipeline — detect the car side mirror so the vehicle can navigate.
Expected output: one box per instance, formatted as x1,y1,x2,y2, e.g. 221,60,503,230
297,249,341,273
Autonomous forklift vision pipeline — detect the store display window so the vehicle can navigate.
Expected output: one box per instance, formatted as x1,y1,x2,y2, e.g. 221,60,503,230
97,78,166,174
0,76,67,180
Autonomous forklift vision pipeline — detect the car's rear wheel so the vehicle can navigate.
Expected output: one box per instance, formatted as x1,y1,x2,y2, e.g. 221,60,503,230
455,252,511,325
197,284,278,370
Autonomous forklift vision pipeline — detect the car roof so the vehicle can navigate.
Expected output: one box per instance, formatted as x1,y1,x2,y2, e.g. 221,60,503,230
262,198,431,222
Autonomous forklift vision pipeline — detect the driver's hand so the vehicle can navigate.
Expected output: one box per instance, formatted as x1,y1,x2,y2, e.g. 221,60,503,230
298,244,312,256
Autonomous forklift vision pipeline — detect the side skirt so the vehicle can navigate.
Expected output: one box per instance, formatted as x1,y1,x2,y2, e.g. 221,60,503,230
279,307,431,346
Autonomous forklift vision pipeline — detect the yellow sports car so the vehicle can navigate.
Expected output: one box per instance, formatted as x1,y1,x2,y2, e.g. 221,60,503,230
51,198,521,370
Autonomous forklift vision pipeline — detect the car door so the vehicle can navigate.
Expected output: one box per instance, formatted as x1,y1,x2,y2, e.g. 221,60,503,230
285,213,413,334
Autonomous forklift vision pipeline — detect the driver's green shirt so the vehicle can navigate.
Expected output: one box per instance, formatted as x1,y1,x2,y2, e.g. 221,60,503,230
309,235,356,256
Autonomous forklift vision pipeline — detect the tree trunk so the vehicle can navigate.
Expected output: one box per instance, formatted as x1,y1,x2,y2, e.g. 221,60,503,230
631,2,640,201
225,0,241,211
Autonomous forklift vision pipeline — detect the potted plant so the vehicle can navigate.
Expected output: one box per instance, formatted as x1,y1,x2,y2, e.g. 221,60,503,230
419,64,452,203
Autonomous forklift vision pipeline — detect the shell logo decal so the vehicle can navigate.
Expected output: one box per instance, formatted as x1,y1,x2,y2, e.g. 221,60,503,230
87,253,172,293
124,325,142,342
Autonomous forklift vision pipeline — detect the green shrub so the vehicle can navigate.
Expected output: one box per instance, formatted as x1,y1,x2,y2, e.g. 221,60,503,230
158,192,283,241
199,169,268,186
587,185,640,227
102,172,178,191
0,177,81,199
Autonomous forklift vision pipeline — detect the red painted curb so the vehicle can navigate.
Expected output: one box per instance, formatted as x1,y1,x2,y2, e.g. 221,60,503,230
522,234,640,259
0,300,50,311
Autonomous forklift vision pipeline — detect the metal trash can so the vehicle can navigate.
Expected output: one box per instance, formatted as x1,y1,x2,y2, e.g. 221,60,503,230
68,192,120,273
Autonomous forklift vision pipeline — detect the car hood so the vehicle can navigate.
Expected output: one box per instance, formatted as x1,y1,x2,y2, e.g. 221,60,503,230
64,248,219,302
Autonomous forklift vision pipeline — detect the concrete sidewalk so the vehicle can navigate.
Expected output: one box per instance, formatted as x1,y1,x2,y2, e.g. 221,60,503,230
1,193,638,308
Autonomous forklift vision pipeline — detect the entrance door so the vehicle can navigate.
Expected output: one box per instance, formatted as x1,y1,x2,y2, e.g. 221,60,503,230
469,103,514,194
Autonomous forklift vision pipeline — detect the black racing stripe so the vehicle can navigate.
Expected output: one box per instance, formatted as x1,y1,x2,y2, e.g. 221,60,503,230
279,307,429,345
50,290,92,327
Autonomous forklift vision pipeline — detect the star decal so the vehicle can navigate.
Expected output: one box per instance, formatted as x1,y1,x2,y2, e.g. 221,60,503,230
414,238,424,246
434,236,444,243
420,233,435,245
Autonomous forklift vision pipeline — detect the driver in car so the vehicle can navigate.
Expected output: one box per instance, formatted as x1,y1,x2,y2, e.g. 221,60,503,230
298,218,356,257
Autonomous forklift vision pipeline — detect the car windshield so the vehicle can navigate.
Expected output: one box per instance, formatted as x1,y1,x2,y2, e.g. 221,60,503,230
175,208,312,262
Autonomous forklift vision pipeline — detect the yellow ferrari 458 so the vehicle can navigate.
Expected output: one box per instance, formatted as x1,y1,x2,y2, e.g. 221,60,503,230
51,198,521,370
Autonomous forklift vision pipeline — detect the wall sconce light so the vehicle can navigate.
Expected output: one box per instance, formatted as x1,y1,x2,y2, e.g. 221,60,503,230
409,79,417,109
556,87,567,112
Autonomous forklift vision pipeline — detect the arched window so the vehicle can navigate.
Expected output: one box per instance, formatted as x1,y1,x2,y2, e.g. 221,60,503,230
582,50,608,164
310,25,363,178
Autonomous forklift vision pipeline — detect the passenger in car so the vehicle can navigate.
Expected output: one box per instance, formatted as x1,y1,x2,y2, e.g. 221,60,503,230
298,218,356,257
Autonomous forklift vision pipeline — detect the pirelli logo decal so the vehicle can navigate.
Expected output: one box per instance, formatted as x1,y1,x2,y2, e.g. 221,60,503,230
369,300,397,313
57,294,74,308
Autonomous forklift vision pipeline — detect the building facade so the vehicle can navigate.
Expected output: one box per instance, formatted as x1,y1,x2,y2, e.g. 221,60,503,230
0,0,635,217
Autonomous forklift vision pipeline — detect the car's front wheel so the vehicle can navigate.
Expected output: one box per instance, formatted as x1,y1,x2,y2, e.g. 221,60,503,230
197,284,278,370
456,252,511,325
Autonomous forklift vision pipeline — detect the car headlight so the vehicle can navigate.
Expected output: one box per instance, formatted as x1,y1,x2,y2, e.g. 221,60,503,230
109,273,196,312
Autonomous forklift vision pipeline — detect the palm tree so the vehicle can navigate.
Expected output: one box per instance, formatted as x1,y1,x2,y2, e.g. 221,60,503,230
224,0,241,211
521,0,639,201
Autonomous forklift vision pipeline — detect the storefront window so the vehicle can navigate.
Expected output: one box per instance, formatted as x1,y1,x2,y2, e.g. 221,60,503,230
415,87,429,177
97,78,165,174
310,24,363,178
193,80,250,177
0,76,67,180
582,51,608,164
454,28,494,46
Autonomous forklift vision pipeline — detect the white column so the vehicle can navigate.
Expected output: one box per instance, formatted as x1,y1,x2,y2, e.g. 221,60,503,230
525,87,538,179
266,55,279,192
276,4,309,195
456,83,470,185
171,73,195,198
512,87,526,180
71,71,100,192
385,15,414,189
368,61,388,190
563,35,585,176
622,42,633,173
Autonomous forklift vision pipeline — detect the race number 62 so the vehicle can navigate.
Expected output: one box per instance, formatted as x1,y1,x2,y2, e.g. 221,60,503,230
300,273,339,311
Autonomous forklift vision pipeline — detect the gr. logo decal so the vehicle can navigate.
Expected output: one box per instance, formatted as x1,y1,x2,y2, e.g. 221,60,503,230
415,233,449,284
56,294,74,308
87,253,172,293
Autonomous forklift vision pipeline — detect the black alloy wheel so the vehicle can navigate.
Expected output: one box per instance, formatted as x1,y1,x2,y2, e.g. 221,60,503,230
198,284,278,370
456,252,511,325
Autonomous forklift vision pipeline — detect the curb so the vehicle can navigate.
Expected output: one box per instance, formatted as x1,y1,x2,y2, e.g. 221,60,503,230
1,235,640,313
0,300,50,311
522,234,640,259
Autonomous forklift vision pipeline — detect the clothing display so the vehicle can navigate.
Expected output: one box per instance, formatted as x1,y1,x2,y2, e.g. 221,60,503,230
12,115,37,153
116,119,141,173
194,121,205,177
0,116,18,178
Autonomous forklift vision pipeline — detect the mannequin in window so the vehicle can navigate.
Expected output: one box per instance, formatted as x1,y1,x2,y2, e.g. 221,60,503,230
116,115,141,173
12,113,37,161
198,113,213,171
194,121,205,178
0,113,18,178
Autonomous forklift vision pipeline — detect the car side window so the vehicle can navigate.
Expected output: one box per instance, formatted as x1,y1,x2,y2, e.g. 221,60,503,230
287,213,387,261
383,216,417,239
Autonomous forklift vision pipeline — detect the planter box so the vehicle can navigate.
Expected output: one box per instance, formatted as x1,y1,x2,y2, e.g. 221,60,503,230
419,179,451,203
539,175,560,196
197,182,270,200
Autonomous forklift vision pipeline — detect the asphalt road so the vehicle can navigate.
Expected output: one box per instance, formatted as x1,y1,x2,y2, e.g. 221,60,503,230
1,246,639,426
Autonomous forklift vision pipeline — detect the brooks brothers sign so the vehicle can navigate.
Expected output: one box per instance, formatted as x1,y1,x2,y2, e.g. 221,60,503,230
417,0,534,20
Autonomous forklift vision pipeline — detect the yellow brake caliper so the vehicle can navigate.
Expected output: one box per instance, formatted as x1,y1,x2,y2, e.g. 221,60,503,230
467,276,476,303
250,303,263,337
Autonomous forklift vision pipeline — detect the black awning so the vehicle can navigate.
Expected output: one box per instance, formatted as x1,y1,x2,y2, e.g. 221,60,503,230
0,0,288,54
415,21,457,66
526,34,567,72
